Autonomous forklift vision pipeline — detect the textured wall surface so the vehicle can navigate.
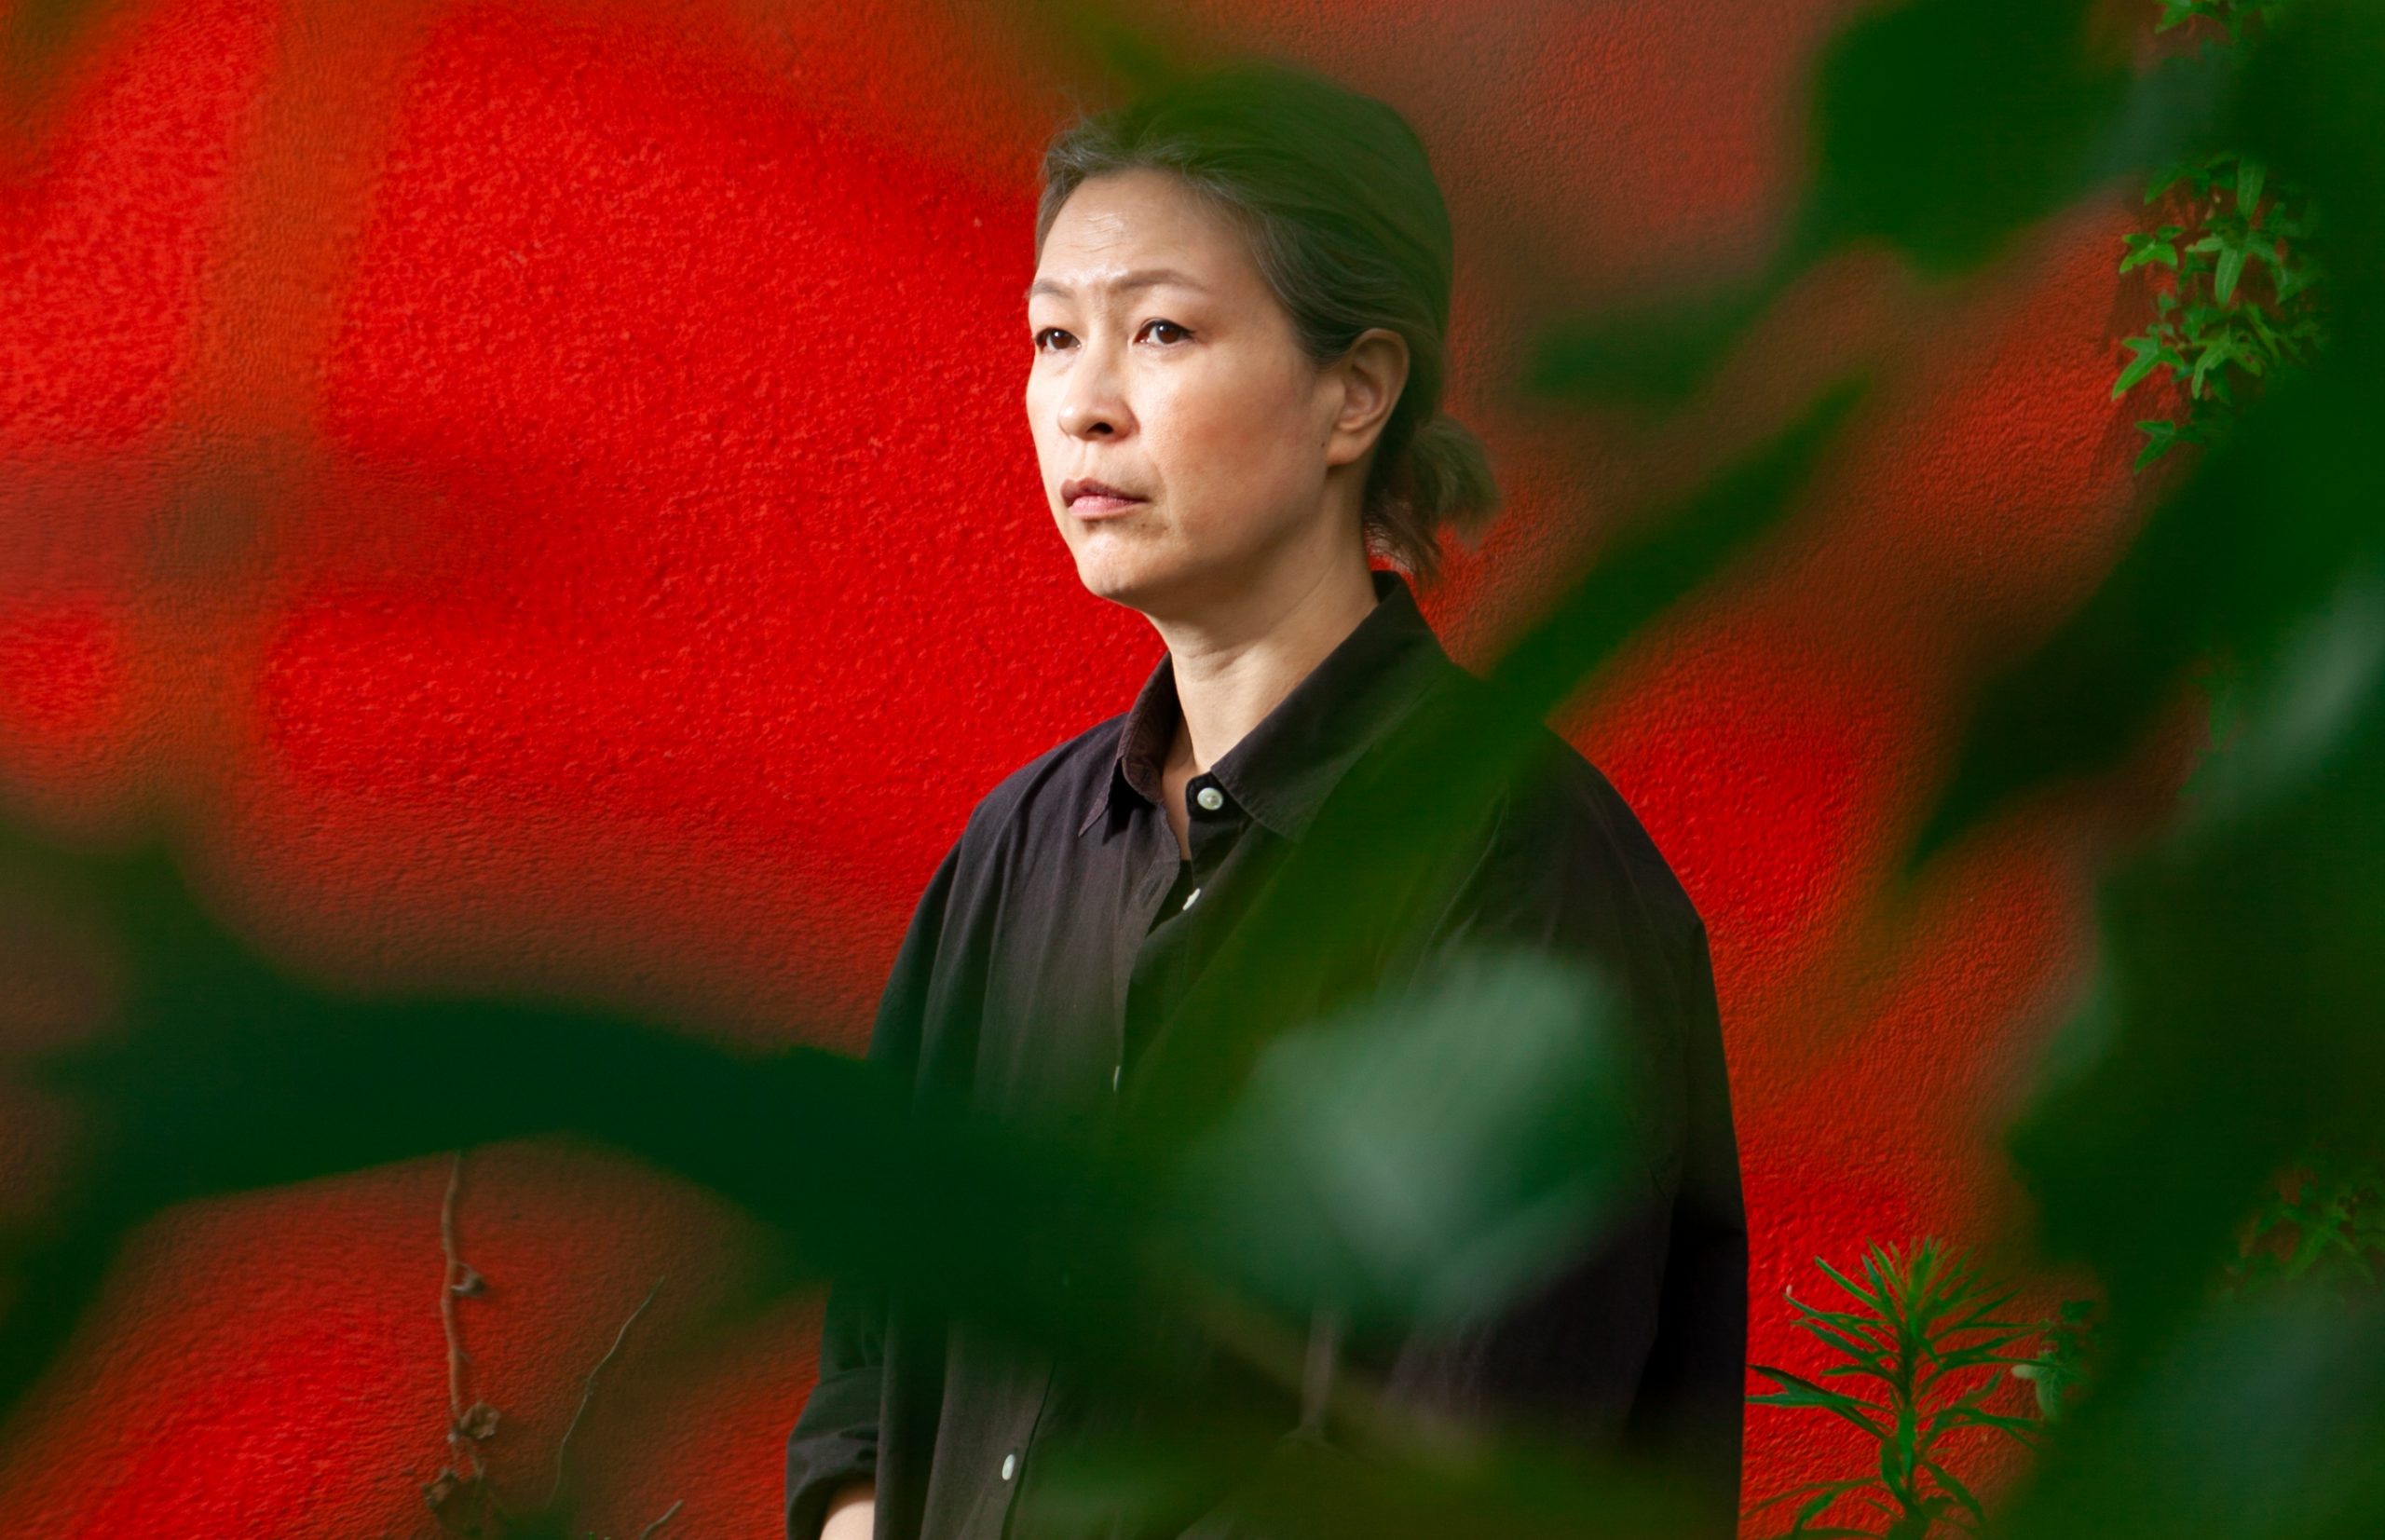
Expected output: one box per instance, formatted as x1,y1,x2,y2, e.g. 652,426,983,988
0,0,2195,1534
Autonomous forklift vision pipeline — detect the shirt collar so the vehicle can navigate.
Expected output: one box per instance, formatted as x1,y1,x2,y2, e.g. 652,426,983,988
1076,568,1461,841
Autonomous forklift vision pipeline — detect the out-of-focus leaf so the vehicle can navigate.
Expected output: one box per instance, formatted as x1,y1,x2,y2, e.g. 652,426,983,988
1526,0,2232,407
1998,1283,2385,1540
1919,7,2385,1395
1021,1407,1707,1540
1902,342,2378,875
1520,278,1785,408
0,821,1179,1420
1,0,123,99
2176,562,2385,834
1116,378,1863,1165
1165,944,1638,1331
1522,0,2227,403
1999,567,2385,1369
1799,0,2129,274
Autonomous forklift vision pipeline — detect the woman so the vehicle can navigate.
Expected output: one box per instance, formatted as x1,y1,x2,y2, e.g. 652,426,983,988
787,60,1746,1540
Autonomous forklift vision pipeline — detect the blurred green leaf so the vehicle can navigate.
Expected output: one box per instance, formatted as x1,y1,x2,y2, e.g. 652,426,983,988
1116,376,1863,1168
1904,340,2377,874
1999,565,2385,1367
1166,944,1637,1331
1997,1284,2385,1540
1798,0,2128,274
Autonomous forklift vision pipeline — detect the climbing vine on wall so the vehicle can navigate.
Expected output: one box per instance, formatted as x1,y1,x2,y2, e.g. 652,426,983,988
425,1152,681,1540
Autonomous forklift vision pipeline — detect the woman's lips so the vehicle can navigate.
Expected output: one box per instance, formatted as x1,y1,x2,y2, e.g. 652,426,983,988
1070,494,1145,517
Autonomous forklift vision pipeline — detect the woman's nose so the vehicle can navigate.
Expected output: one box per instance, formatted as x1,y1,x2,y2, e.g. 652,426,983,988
1058,352,1128,439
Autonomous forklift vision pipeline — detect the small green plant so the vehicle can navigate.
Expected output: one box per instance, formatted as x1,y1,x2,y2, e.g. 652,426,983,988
2004,1295,2098,1424
2223,1140,2385,1305
2153,0,2286,42
2112,0,2328,469
1741,1238,2070,1540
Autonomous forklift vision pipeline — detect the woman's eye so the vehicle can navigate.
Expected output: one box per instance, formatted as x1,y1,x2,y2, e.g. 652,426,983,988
1032,327,1070,352
1141,320,1192,345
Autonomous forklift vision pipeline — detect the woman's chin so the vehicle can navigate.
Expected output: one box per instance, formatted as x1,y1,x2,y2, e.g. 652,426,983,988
1070,548,1173,609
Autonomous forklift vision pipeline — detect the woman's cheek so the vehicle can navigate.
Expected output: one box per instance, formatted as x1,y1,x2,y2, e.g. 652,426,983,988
1179,372,1273,461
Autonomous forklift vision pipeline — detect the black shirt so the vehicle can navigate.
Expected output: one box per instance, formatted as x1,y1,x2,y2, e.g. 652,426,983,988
785,568,1747,1540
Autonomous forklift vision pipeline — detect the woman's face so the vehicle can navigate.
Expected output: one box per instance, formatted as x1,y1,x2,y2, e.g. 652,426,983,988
1025,167,1380,617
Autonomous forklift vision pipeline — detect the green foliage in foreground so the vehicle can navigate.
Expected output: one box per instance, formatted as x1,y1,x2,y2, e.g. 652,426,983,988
2,0,2382,1536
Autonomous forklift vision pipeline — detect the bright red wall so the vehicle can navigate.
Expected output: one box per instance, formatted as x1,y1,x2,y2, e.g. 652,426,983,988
0,0,2193,1533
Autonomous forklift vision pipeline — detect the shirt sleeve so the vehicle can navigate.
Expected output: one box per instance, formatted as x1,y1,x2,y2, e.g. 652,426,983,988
784,835,963,1540
1384,773,1745,1526
1179,770,1748,1540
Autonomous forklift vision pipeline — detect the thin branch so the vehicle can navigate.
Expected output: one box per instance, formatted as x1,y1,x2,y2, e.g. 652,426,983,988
439,1150,479,1481
637,1498,686,1538
549,1274,667,1508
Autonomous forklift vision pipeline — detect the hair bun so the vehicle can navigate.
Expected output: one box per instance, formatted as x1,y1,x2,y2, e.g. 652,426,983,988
1383,412,1502,565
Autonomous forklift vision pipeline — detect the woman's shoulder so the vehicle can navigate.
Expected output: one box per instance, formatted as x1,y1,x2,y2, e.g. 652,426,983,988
948,709,1131,860
1446,676,1707,943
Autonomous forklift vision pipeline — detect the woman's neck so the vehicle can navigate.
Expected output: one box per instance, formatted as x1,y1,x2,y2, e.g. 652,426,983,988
1154,549,1382,778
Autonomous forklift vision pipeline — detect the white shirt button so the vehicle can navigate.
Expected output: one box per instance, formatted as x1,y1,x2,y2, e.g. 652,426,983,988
1001,1452,1017,1481
1181,885,1202,911
1194,785,1224,811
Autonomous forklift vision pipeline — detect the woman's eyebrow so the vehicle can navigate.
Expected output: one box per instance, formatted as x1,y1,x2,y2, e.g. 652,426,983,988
1025,267,1207,303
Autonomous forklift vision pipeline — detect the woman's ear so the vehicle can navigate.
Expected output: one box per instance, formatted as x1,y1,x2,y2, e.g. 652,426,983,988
1325,327,1411,468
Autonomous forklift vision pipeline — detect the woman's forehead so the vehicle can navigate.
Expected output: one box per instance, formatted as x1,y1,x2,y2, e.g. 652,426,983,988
1034,196,1259,303
1026,263,1207,303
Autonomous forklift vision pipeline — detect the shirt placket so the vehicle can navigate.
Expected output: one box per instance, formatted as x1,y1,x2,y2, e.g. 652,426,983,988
1119,770,1246,1090
1110,840,1177,1078
996,774,1243,1540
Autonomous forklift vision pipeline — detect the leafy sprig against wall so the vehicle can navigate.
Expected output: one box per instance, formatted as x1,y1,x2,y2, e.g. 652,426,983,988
2113,1,2329,468
2223,1142,2385,1305
1742,1240,2072,1540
